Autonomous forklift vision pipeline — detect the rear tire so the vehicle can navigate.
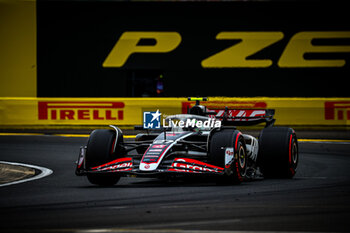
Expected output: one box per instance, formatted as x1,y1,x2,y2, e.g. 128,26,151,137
258,127,298,178
209,128,247,184
86,129,122,186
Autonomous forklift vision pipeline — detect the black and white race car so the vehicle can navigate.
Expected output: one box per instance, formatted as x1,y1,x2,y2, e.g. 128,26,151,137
76,98,298,186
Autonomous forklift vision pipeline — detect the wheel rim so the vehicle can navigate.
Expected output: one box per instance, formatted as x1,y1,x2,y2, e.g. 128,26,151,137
291,141,298,164
238,146,246,176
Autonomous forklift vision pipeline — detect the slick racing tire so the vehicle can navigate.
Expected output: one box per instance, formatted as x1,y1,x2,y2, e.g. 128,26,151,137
209,128,247,184
258,127,298,178
86,129,123,186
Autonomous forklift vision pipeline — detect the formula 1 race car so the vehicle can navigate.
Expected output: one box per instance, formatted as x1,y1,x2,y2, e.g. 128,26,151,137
75,98,298,186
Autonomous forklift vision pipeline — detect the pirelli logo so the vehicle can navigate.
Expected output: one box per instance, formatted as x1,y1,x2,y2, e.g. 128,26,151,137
325,101,350,120
103,31,350,68
38,101,124,120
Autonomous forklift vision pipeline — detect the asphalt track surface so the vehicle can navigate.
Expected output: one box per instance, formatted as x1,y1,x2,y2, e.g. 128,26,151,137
0,133,349,233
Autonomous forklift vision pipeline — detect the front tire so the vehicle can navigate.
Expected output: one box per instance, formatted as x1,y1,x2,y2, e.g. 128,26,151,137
209,128,247,184
85,129,122,186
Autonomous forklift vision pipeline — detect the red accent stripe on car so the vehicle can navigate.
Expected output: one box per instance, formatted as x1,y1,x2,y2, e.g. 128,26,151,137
110,138,116,154
235,132,242,150
91,157,132,170
170,158,224,173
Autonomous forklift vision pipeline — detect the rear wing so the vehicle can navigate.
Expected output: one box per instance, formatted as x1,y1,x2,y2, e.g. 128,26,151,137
186,97,275,127
208,107,275,127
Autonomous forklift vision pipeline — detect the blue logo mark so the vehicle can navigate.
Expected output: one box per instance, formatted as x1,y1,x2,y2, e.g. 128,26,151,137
143,110,161,129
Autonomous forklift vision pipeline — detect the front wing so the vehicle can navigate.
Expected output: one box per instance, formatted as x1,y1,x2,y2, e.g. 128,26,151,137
76,147,225,177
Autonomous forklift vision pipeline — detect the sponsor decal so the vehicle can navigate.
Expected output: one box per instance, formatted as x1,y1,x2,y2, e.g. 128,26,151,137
225,147,234,168
149,149,162,152
103,32,182,68
141,143,168,164
91,157,133,171
325,101,350,120
140,143,172,171
214,109,266,121
182,101,267,114
170,158,224,173
202,31,350,68
143,109,161,129
104,31,350,68
38,101,124,121
152,144,167,149
98,162,132,171
182,101,267,122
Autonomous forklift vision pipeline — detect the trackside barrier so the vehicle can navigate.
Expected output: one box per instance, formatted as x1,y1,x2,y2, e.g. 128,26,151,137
0,97,349,129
